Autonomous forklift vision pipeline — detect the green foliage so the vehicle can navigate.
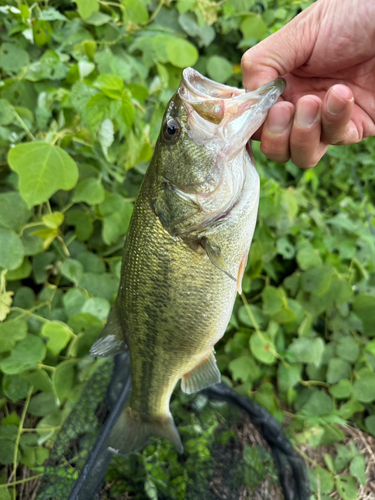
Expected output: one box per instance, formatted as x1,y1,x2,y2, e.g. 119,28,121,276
0,0,373,498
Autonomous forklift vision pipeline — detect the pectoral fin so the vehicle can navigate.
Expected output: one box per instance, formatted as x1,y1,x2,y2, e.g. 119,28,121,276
90,301,128,357
181,351,221,394
200,237,236,282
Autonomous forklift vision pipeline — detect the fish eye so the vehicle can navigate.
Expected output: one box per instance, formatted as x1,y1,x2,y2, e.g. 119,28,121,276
163,119,180,141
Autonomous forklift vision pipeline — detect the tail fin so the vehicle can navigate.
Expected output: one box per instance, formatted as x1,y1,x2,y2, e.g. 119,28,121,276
109,405,183,456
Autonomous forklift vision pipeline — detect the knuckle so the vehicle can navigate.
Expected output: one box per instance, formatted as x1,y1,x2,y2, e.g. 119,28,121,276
261,144,290,163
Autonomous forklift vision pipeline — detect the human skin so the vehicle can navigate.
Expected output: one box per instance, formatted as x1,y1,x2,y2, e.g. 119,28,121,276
241,0,375,168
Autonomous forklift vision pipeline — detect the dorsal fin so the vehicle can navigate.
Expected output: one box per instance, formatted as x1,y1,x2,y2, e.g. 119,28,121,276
90,301,128,357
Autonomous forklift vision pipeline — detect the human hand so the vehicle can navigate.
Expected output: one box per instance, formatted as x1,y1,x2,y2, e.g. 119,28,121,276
241,0,375,168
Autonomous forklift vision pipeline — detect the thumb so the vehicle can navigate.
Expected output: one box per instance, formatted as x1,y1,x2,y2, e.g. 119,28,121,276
241,3,320,90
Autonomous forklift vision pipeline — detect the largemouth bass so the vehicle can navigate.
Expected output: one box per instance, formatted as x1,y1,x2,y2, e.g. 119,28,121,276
90,68,285,455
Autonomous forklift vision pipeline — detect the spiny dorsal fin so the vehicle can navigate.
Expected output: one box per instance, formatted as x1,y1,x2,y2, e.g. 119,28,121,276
200,237,236,282
181,351,221,394
90,301,128,357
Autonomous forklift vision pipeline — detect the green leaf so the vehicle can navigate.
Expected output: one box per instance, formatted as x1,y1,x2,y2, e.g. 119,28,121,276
99,194,133,245
85,94,113,133
28,392,58,417
122,0,149,24
42,212,64,229
0,487,11,500
277,363,300,392
72,178,105,205
329,379,352,399
33,20,53,46
116,96,135,134
350,455,366,486
81,297,110,322
336,337,359,363
0,227,24,270
0,43,30,73
0,320,27,354
3,374,31,402
365,415,375,437
145,478,158,500
206,56,233,84
0,440,19,465
241,14,267,41
21,227,44,256
41,321,73,356
61,259,84,286
352,373,375,402
296,247,322,270
262,286,283,316
352,294,375,336
289,337,324,367
65,210,94,241
334,445,353,471
80,272,119,301
313,467,334,495
63,288,87,317
0,192,31,231
167,38,198,68
238,304,268,329
98,119,114,157
77,252,105,273
228,356,260,383
8,143,79,207
338,399,364,420
20,369,53,393
302,391,333,416
301,265,334,296
326,358,351,385
75,0,99,19
53,359,76,401
94,74,124,98
336,475,358,500
0,99,14,125
0,335,46,374
178,13,215,47
276,237,295,259
249,332,276,365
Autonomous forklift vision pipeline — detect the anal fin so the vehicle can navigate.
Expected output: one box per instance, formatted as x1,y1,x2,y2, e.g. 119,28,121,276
90,301,128,357
181,351,221,394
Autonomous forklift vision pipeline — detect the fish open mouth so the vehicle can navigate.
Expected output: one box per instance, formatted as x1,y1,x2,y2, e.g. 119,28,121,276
178,68,285,152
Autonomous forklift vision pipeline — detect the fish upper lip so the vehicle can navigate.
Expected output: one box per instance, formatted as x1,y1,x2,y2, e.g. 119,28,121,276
180,67,286,103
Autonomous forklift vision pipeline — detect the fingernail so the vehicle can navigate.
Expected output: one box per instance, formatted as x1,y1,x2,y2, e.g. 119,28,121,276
326,86,352,115
268,106,293,134
296,99,320,127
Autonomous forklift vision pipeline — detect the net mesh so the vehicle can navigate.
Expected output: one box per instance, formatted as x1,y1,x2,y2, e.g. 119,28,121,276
36,355,309,500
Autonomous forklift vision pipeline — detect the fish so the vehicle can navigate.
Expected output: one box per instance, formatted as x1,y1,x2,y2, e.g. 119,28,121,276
90,68,285,456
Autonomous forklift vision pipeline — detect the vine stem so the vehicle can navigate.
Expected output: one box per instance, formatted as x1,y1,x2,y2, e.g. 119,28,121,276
11,386,34,500
148,0,164,23
38,364,56,371
14,111,36,141
1,474,43,489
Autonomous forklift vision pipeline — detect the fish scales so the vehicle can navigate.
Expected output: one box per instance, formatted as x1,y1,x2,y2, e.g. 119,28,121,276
90,68,285,455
